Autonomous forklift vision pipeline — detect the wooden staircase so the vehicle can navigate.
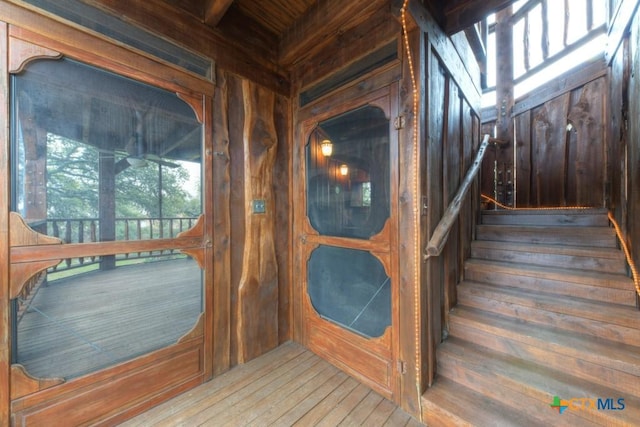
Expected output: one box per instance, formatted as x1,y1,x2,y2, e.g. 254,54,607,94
422,208,640,426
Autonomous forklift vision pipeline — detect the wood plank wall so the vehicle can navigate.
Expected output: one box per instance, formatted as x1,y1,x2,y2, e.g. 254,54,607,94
408,0,483,389
628,8,640,286
425,48,480,367
482,74,608,208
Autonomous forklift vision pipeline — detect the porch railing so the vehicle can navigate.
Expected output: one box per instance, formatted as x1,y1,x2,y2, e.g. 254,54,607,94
46,216,198,274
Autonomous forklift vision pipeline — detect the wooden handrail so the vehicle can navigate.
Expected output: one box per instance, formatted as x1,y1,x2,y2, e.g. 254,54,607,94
424,134,491,259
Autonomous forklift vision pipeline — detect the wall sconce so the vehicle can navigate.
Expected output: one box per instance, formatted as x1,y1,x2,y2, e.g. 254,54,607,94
321,139,333,157
339,164,349,176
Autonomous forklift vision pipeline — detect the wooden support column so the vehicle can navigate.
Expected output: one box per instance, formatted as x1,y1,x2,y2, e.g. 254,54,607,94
98,151,116,270
235,79,279,363
494,6,515,206
19,96,47,232
495,6,513,142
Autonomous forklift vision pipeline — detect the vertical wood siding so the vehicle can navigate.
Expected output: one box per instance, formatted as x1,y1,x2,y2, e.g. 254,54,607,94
483,76,608,208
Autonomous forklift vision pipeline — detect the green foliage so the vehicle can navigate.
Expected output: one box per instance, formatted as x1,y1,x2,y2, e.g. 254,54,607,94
46,134,201,220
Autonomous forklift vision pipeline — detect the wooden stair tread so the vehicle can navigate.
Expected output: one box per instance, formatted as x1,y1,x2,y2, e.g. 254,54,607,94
481,208,609,216
476,224,617,248
434,208,640,425
449,306,640,377
438,338,640,426
458,281,640,333
478,224,615,237
465,259,633,289
481,209,610,227
470,240,628,274
471,240,625,259
421,377,542,427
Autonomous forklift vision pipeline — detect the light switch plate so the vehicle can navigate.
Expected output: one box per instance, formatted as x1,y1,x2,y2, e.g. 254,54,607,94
252,199,266,214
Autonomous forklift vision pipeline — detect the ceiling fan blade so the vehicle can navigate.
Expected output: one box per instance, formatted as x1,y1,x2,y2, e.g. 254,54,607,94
144,153,180,168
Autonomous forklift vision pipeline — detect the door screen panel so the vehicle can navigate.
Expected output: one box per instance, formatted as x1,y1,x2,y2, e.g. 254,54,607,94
10,57,204,380
306,106,390,239
307,245,390,338
16,256,202,379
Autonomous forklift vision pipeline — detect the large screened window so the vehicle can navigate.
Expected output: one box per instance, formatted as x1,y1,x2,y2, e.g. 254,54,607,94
11,58,203,379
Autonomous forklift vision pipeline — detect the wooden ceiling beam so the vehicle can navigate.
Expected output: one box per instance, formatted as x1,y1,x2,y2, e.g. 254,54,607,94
444,0,514,34
204,0,236,26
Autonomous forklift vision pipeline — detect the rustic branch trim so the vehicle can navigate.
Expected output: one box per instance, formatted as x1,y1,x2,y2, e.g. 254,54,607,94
178,313,204,344
10,262,55,300
177,93,205,125
11,364,64,400
177,215,207,268
8,36,61,74
10,212,62,247
424,134,490,258
181,248,206,270
176,214,206,239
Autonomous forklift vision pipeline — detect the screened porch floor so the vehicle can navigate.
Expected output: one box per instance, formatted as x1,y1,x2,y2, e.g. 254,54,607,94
16,257,202,379
121,341,422,426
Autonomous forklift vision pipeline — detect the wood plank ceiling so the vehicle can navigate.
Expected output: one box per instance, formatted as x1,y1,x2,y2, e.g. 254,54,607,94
169,0,517,56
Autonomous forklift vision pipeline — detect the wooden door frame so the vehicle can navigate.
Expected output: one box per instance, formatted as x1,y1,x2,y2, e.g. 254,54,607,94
0,3,224,424
292,84,400,399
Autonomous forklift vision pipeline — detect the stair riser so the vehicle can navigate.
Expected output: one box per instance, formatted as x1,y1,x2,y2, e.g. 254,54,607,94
448,316,640,399
464,267,637,306
481,213,610,227
476,226,617,248
437,355,611,427
439,339,640,426
420,400,474,427
457,293,640,347
470,246,627,274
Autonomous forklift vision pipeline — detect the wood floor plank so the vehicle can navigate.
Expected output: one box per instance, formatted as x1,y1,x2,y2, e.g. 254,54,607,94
339,390,384,426
175,351,316,425
290,376,360,426
314,384,371,426
241,363,340,426
382,406,413,426
122,343,306,426
363,397,398,425
210,357,329,425
123,342,421,426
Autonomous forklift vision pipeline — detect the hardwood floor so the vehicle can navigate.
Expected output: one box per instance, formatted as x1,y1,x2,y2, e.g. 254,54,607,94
121,341,423,426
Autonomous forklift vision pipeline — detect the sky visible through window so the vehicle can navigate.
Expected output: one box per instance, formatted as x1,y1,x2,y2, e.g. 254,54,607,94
483,0,608,107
